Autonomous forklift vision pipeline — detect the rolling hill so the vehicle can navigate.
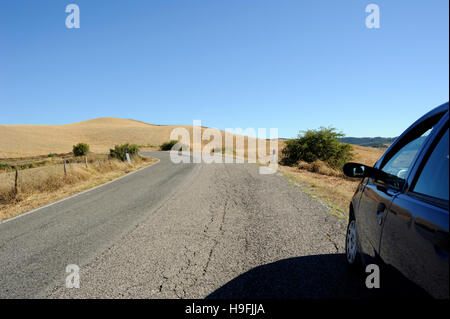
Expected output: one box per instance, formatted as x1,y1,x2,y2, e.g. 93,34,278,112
1,117,387,165
0,117,274,159
0,118,194,158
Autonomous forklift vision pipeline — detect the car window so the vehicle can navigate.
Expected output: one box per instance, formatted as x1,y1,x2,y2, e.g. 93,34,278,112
412,128,449,202
379,129,432,189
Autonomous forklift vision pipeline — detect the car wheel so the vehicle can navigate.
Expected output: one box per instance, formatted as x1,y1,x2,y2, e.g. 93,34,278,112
345,217,360,268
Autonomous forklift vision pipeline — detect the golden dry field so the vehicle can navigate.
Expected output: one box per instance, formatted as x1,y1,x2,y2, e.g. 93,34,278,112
0,117,275,160
0,118,192,158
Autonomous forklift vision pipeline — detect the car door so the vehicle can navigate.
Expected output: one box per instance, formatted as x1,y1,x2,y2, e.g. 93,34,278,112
356,113,443,262
380,117,449,299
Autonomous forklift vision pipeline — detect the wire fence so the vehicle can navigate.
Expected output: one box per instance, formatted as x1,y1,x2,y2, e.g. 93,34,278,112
0,155,115,202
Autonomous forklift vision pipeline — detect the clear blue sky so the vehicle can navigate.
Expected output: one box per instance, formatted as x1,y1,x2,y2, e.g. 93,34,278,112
1,0,448,138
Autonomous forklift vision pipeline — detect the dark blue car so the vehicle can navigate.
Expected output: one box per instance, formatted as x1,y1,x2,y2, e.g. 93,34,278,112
343,102,449,298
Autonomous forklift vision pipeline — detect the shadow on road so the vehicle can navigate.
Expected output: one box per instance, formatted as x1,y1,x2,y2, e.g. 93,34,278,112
206,254,430,299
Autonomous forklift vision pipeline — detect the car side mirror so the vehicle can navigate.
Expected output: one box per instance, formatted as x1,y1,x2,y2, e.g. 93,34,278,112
342,162,376,178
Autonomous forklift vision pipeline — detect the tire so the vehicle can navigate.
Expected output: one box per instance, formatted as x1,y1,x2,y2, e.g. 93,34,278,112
345,217,361,269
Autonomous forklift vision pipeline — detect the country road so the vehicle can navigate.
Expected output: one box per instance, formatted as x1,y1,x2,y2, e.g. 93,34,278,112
0,151,378,299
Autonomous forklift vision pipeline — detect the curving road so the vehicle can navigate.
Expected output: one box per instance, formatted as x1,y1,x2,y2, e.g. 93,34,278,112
0,152,197,298
1,151,388,299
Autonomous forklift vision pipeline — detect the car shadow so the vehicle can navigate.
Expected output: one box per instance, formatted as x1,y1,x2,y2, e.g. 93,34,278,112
206,254,430,299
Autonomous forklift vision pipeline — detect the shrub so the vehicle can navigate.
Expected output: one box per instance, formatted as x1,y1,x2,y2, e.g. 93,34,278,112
109,143,140,161
73,143,90,156
48,153,57,158
281,127,353,170
160,140,180,151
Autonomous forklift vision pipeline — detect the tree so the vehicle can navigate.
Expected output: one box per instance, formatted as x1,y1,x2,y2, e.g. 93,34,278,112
281,127,353,169
73,143,89,156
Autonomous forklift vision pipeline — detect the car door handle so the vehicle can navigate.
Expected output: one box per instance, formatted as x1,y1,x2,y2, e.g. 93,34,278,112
377,202,386,215
376,202,386,225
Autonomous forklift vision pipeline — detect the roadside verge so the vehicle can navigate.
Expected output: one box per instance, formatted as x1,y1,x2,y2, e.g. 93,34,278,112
0,155,159,222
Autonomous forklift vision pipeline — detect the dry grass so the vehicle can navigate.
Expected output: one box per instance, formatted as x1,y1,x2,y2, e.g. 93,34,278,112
277,144,385,218
0,118,194,158
279,165,359,219
350,144,385,166
0,153,115,173
0,117,275,159
296,160,344,177
0,155,157,222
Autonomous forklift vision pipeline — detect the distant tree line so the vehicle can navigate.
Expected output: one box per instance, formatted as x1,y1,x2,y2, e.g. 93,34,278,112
338,136,397,148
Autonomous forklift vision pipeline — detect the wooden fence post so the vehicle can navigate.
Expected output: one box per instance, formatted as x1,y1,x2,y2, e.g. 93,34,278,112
14,169,18,195
64,160,67,176
85,156,88,167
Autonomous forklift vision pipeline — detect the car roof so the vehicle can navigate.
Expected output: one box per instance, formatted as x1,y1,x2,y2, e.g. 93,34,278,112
398,102,449,141
375,102,449,169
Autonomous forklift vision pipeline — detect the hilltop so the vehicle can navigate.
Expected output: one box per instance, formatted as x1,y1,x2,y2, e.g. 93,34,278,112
0,117,271,159
0,117,197,158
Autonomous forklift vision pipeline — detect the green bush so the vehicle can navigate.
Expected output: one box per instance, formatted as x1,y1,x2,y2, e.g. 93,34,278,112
160,140,180,151
73,143,90,156
281,127,353,169
48,153,57,158
109,143,140,161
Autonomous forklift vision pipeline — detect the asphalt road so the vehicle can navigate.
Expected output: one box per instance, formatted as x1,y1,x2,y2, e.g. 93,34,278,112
0,151,376,299
0,152,197,298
